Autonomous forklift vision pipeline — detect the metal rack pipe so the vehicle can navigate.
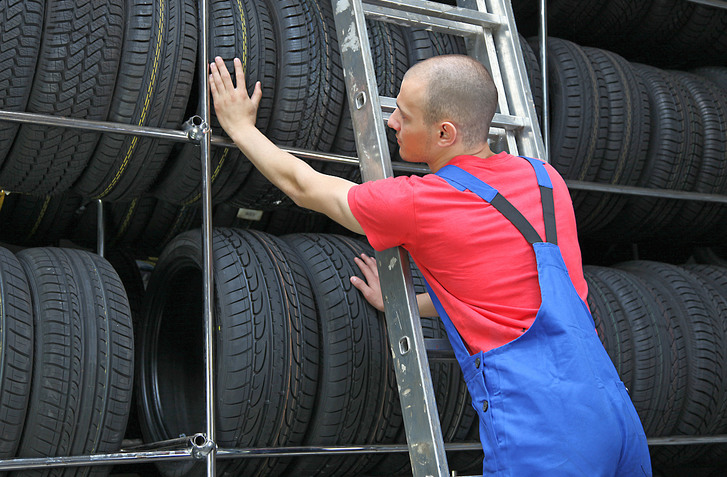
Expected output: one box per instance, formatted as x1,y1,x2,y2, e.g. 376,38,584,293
0,110,192,142
539,0,549,161
196,0,217,475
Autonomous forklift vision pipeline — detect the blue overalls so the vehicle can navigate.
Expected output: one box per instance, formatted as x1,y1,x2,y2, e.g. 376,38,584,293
425,157,652,476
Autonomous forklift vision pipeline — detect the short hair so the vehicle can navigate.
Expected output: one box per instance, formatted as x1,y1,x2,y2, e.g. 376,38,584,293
407,55,498,148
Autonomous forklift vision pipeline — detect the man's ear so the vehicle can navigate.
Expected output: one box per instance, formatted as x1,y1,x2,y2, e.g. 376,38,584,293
438,121,457,146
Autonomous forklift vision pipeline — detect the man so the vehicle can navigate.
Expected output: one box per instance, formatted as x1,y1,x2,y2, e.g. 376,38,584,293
209,54,651,476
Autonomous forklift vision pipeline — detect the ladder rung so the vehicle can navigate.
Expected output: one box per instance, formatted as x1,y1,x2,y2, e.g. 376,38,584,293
363,3,499,37
380,96,527,130
425,338,456,361
364,0,505,30
686,0,727,8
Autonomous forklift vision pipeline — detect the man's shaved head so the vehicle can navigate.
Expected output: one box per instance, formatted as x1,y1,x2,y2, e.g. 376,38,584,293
406,55,498,148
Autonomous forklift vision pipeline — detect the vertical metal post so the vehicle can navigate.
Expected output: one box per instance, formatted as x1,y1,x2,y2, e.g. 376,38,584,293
331,1,449,476
539,0,549,162
197,0,216,475
96,199,105,258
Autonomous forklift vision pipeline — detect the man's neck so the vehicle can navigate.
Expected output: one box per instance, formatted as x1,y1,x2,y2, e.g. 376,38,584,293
429,143,496,172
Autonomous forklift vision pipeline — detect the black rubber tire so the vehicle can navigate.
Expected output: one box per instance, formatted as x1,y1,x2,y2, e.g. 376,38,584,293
0,0,124,196
607,65,703,241
680,265,727,465
72,197,156,253
135,228,318,477
616,0,694,67
666,73,727,241
280,233,392,477
618,261,725,466
546,0,609,43
540,38,602,183
230,0,347,210
297,0,345,154
14,247,134,477
0,247,34,462
692,66,727,91
343,248,479,477
72,197,200,257
153,0,277,205
0,0,44,167
584,266,671,438
576,46,651,236
134,200,201,256
520,35,543,129
403,27,467,66
74,0,198,202
584,266,635,388
105,249,146,441
662,4,727,68
579,0,652,50
0,192,82,247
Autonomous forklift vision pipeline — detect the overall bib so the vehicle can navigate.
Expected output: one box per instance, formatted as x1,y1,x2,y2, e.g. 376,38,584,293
426,158,652,476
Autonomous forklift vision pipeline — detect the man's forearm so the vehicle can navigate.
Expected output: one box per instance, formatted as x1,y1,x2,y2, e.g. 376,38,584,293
228,124,312,205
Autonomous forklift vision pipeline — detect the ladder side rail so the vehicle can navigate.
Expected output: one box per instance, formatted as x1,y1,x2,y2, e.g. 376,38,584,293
478,0,546,160
331,1,450,476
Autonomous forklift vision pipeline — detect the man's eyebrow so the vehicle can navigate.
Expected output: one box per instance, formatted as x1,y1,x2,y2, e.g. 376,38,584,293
396,101,408,115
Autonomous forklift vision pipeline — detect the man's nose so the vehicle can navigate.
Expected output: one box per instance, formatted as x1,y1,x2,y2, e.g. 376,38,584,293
387,112,399,131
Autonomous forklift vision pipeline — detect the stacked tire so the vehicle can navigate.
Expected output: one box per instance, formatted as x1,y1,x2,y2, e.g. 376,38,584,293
586,262,727,469
134,229,481,477
0,0,469,256
524,37,727,243
0,245,134,476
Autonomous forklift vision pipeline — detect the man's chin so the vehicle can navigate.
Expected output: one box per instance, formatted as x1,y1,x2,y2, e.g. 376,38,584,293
398,152,422,164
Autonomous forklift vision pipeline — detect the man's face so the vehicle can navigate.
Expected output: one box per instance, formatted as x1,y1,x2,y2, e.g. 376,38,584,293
387,75,439,163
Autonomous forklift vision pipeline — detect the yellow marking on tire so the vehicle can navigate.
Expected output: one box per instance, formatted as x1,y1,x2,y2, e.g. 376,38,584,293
27,195,51,240
98,0,166,199
182,147,230,206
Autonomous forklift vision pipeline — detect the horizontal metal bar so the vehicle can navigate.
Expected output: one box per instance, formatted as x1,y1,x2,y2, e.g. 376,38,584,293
0,109,192,142
566,180,727,204
379,97,526,129
0,450,194,471
686,0,727,9
648,435,727,446
217,442,482,459
212,135,430,174
364,4,485,36
7,109,722,205
1,433,725,470
425,338,457,361
364,0,504,28
121,435,202,451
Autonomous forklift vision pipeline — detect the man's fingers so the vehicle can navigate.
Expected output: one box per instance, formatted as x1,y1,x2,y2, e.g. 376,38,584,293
251,81,263,109
233,57,246,91
214,56,235,91
354,255,378,282
209,73,218,97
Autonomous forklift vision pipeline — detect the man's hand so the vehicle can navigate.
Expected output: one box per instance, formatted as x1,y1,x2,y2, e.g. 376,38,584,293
352,253,438,317
209,56,261,137
351,253,385,312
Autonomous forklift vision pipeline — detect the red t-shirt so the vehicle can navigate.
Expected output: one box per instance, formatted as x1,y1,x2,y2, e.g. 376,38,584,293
348,153,588,354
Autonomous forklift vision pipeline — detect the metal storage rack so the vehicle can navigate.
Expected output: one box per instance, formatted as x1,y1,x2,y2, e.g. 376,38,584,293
1,0,727,475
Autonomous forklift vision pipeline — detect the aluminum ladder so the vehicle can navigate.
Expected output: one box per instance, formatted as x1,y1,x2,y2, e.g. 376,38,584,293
330,1,545,476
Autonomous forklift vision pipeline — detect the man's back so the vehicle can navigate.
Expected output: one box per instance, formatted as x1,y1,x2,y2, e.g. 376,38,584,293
348,152,587,353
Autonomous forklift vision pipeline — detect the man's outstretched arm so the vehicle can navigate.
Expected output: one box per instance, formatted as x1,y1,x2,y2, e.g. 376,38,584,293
209,56,364,235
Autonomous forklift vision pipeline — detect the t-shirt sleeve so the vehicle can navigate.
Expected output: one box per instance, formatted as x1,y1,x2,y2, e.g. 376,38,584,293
347,176,416,251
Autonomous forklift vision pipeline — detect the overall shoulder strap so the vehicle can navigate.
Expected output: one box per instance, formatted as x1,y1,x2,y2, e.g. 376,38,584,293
436,164,547,244
521,157,557,245
435,158,557,245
